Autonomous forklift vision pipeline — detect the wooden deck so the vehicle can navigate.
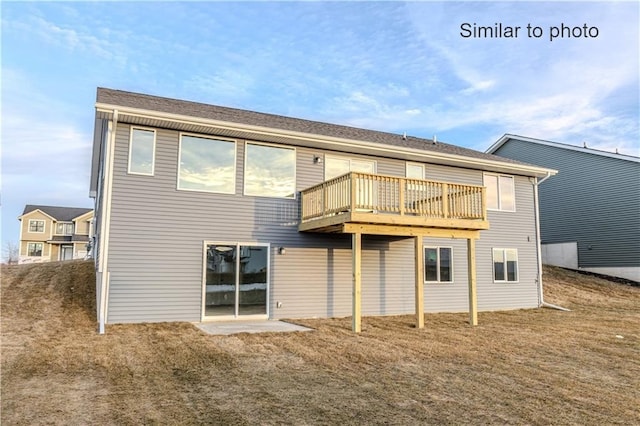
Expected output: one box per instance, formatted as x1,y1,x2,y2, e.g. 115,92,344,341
299,172,489,234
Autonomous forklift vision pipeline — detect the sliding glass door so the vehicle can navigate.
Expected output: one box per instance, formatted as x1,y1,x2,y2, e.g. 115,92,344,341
204,243,269,319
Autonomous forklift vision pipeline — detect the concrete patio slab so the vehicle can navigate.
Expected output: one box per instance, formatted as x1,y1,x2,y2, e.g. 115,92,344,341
195,320,313,336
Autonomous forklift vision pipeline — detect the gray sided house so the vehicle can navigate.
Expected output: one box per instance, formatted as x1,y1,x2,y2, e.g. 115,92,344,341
488,134,640,282
90,88,556,333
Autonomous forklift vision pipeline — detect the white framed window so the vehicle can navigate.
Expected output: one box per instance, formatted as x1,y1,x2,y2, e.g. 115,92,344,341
56,222,74,235
493,248,519,282
406,162,425,180
28,220,45,233
178,134,236,194
424,247,453,283
484,173,515,211
28,242,43,257
325,156,376,180
244,143,296,198
128,127,156,175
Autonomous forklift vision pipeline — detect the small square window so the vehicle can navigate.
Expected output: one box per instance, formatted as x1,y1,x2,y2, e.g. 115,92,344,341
28,220,45,233
424,247,453,283
28,243,43,257
493,248,518,282
484,173,515,211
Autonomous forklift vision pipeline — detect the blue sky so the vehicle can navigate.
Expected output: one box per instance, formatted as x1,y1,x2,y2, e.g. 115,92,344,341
1,1,638,250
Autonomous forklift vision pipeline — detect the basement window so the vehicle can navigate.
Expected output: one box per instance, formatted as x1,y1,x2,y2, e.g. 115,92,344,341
493,248,519,282
425,247,453,283
128,127,156,175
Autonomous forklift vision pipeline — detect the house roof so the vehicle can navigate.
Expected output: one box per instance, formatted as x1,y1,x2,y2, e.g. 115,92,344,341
93,88,557,178
21,205,93,222
487,134,640,163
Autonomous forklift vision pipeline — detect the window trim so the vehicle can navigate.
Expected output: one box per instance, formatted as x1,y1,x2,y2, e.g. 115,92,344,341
243,141,297,199
28,219,45,233
406,162,426,180
55,222,74,235
28,242,43,257
324,155,377,180
177,132,237,194
492,248,519,283
127,126,157,176
424,246,454,284
483,172,516,212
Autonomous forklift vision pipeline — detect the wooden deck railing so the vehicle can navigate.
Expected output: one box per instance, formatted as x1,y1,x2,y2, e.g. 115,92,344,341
301,172,487,223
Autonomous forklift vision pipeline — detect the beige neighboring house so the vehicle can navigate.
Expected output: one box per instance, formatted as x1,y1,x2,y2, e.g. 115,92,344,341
18,205,94,264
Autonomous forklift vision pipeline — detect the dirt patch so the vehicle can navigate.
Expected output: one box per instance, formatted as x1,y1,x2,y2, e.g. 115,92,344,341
2,261,639,425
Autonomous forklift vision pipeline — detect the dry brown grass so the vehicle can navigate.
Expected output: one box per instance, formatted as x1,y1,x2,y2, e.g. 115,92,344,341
2,261,639,425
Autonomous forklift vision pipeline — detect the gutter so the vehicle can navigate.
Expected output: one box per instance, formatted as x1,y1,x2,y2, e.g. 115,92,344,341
532,172,570,312
95,103,556,179
98,109,118,334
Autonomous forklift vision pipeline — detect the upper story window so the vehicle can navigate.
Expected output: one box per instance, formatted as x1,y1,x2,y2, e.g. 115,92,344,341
406,163,425,180
56,222,74,235
493,248,519,282
178,134,236,194
425,247,453,283
325,156,375,179
244,143,296,198
28,242,43,257
28,220,45,233
128,128,156,175
484,173,515,211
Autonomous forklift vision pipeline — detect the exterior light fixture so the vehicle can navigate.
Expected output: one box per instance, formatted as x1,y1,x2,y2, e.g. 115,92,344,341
278,247,286,255
313,155,323,164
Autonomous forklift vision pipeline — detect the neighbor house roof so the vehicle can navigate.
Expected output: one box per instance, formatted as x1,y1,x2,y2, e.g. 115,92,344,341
21,205,93,222
487,134,640,163
93,88,557,180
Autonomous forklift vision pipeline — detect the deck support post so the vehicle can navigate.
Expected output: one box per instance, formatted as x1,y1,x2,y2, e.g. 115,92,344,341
352,232,362,333
415,235,424,329
467,238,478,326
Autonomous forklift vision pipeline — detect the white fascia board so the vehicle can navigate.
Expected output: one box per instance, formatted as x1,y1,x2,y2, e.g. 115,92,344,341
489,134,640,163
72,211,94,221
18,209,56,221
96,104,557,177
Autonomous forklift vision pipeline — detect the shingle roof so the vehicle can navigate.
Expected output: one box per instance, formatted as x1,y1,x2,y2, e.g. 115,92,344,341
22,205,93,221
96,88,532,167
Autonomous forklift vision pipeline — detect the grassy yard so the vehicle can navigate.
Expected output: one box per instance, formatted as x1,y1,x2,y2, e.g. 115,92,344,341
1,260,639,425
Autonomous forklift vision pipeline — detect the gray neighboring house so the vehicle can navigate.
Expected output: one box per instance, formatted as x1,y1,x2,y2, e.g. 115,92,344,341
487,134,640,282
90,88,557,333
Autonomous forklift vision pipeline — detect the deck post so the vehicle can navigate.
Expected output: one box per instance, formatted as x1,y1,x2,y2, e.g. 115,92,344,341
352,232,362,332
467,238,478,326
415,235,424,329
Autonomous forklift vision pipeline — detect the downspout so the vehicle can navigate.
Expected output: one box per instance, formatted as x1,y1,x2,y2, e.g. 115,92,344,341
98,109,118,333
532,173,570,312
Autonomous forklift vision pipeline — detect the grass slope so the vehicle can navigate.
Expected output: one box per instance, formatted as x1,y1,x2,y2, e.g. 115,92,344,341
1,261,639,425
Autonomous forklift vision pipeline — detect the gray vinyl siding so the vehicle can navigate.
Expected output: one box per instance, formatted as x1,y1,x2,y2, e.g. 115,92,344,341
104,124,540,323
476,176,539,310
493,139,640,268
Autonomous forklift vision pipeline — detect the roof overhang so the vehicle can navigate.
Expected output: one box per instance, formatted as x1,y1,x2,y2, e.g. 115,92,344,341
18,209,56,221
96,104,558,178
488,134,639,163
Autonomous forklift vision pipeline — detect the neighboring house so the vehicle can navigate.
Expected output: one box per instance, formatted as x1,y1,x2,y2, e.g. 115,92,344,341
18,205,94,264
487,134,640,282
90,88,556,333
